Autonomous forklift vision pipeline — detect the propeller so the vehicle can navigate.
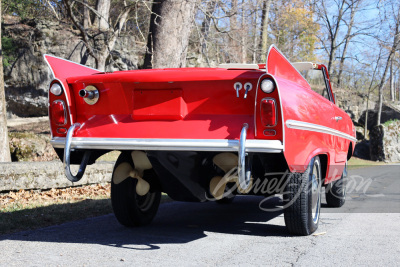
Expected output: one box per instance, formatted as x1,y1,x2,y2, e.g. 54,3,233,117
112,151,151,196
209,153,238,200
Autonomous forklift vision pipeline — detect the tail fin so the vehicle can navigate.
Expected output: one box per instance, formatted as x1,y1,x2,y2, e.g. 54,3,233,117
44,55,100,80
266,45,309,89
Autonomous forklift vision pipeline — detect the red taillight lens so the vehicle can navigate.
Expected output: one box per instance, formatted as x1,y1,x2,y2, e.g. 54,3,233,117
51,100,67,126
260,98,276,126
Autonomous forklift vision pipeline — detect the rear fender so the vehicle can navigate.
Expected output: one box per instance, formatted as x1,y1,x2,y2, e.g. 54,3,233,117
44,55,100,136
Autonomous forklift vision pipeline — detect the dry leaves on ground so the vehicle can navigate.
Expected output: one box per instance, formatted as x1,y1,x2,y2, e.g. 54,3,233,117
0,183,110,212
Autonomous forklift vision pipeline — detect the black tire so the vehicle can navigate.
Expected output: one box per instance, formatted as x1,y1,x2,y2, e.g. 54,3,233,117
284,156,322,236
111,152,161,227
215,194,235,204
215,182,236,204
325,161,347,208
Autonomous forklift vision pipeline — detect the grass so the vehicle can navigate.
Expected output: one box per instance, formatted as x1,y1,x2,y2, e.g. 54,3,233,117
0,184,171,236
383,119,399,127
348,157,385,170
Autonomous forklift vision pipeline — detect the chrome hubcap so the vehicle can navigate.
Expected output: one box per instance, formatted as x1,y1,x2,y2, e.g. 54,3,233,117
311,161,321,223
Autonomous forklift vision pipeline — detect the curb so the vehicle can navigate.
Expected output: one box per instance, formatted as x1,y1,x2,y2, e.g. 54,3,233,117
0,161,114,192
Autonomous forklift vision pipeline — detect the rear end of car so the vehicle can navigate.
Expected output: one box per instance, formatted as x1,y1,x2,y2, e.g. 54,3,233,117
45,45,353,236
46,55,286,201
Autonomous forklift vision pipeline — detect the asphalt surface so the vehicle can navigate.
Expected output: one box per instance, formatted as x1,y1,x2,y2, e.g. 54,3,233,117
1,165,399,266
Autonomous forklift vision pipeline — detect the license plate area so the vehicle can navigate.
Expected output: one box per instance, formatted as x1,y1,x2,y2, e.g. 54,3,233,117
133,89,186,120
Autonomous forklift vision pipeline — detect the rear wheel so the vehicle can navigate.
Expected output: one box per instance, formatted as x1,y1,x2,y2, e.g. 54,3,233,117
284,156,322,236
111,152,161,227
326,160,347,207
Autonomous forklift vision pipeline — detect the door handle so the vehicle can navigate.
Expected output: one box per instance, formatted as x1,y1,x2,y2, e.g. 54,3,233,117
334,116,342,122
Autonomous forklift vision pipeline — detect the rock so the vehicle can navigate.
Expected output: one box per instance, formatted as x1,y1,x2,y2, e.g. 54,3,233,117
335,89,375,122
8,132,58,162
358,104,400,130
354,140,370,160
355,126,365,141
369,120,400,162
2,16,140,118
0,161,113,191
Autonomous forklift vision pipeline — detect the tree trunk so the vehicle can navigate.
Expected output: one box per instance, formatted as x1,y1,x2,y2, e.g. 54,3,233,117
143,0,198,69
229,0,238,63
377,55,393,125
260,0,272,62
200,0,216,66
377,7,400,125
252,1,259,63
326,0,346,78
390,59,395,101
241,3,246,63
337,0,358,88
83,0,91,29
95,0,111,31
0,1,12,162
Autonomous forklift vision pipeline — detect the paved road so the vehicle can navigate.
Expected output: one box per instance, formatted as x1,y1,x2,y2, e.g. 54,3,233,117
1,165,399,266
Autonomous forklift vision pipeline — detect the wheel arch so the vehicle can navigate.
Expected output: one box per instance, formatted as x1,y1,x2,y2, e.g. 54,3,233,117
347,142,354,161
318,154,329,185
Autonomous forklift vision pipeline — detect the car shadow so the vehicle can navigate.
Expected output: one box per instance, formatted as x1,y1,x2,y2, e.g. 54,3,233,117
1,196,289,250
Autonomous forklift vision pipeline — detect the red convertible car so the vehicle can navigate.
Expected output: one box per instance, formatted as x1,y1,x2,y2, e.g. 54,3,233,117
45,45,356,235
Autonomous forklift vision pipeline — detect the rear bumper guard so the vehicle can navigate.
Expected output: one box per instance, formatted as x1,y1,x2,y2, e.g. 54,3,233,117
59,124,283,183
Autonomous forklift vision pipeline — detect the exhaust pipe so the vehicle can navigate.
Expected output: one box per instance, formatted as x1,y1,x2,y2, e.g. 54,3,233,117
79,85,99,105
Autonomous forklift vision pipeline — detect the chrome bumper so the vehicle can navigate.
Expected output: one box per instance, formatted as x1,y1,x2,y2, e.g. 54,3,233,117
51,137,284,153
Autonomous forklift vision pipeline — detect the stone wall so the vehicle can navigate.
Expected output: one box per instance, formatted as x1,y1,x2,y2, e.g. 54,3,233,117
0,161,113,191
2,16,140,118
370,120,400,162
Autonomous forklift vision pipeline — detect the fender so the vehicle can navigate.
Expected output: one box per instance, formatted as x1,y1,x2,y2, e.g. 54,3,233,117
44,55,100,128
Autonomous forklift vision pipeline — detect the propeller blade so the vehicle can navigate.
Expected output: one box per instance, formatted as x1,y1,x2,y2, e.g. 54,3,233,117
213,153,238,173
131,151,153,176
113,162,133,184
129,169,151,196
210,176,227,200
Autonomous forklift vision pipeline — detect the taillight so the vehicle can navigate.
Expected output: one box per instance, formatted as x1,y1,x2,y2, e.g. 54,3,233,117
260,98,276,126
51,100,67,126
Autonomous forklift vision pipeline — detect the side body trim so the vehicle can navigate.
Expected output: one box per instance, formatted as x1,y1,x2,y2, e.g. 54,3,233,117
286,120,357,142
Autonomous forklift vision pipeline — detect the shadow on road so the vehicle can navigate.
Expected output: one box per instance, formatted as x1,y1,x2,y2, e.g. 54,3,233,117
1,196,289,250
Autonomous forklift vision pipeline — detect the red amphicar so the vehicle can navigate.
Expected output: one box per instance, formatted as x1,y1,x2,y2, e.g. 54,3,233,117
45,45,356,235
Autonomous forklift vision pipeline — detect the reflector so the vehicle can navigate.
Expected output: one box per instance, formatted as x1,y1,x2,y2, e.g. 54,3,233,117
260,98,276,126
51,100,66,126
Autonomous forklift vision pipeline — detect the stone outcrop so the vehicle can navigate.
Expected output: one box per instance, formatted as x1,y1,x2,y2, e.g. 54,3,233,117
2,16,139,117
0,161,113,191
334,86,380,124
369,120,400,162
358,103,400,130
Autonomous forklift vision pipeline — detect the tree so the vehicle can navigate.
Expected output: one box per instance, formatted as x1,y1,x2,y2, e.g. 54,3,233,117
269,0,319,61
260,0,272,62
143,0,198,69
336,0,362,88
0,1,12,162
62,0,133,71
376,1,400,125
